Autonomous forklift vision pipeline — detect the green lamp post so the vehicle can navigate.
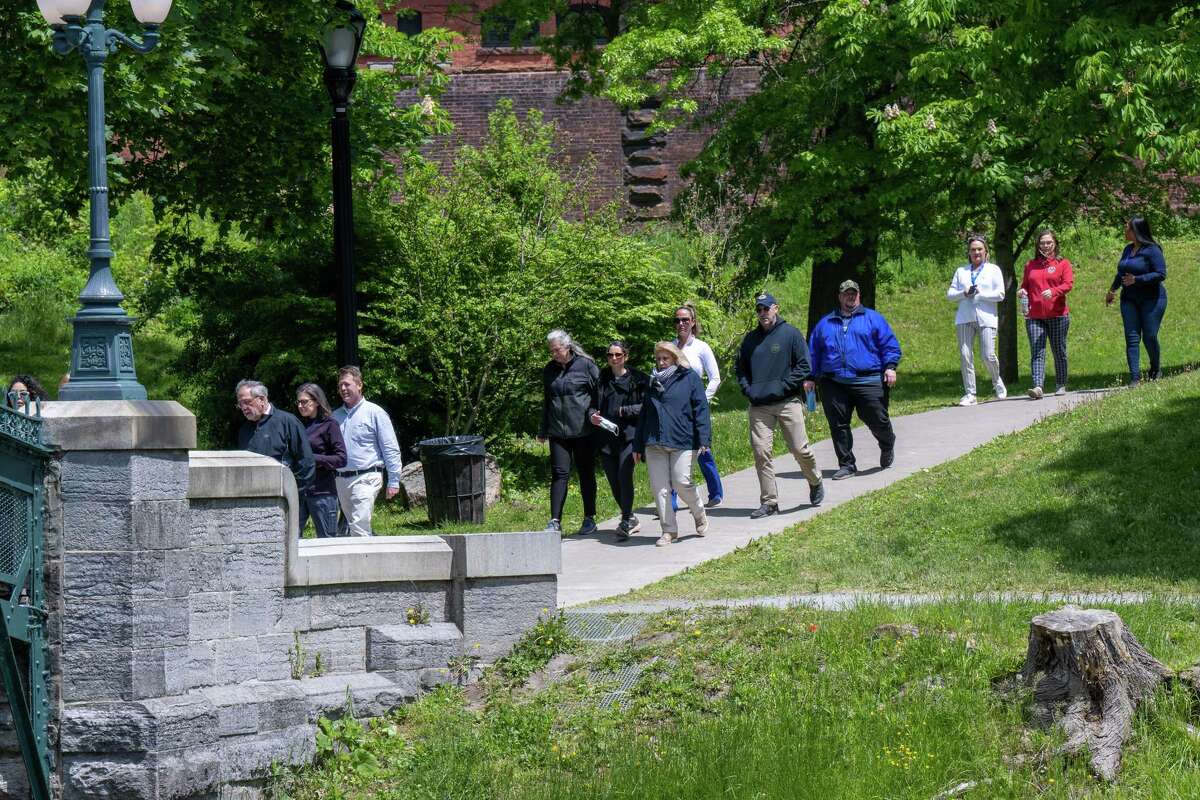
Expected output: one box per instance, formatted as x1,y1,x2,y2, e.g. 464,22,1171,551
38,0,174,401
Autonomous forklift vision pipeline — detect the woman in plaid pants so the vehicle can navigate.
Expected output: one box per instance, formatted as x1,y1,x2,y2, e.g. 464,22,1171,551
1019,229,1074,399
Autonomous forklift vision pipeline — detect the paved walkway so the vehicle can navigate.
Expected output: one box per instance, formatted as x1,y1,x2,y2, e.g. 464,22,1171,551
558,390,1107,608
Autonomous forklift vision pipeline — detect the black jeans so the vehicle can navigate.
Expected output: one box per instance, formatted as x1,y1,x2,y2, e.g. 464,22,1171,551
818,378,896,469
549,436,597,521
599,439,636,518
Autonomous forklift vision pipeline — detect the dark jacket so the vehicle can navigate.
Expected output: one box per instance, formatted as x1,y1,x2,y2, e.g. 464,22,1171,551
1111,243,1167,301
540,356,600,440
634,368,711,454
238,407,316,491
304,415,347,496
736,318,813,406
591,366,649,452
809,306,902,381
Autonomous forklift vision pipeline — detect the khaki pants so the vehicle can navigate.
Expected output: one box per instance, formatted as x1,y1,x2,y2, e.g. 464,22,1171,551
748,398,820,504
335,470,383,537
644,445,705,535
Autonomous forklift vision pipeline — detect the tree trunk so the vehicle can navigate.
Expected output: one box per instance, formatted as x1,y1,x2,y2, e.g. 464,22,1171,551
805,230,878,335
1019,606,1172,781
992,202,1020,384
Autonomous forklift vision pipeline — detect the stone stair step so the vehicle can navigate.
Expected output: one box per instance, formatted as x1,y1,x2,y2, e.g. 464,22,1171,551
299,671,407,722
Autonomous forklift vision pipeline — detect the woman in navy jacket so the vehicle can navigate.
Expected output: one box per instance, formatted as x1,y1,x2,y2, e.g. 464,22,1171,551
634,342,711,547
1105,216,1167,385
295,382,347,538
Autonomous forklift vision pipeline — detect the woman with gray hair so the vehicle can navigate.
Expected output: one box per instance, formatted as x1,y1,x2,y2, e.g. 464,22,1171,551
538,330,600,535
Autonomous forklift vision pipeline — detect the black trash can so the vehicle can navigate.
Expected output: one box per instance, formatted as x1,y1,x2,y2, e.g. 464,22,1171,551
418,435,488,524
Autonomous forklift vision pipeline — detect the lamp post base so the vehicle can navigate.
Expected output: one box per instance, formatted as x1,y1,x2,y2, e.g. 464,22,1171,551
57,313,148,401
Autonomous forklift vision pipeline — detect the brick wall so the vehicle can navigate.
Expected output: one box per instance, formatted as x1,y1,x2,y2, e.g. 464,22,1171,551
400,66,762,217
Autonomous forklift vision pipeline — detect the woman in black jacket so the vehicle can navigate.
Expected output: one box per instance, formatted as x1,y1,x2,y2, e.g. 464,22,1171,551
538,329,600,535
589,340,649,540
295,382,347,538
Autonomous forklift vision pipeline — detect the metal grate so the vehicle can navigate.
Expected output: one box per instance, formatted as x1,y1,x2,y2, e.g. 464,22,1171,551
564,612,650,644
0,485,28,580
594,658,657,709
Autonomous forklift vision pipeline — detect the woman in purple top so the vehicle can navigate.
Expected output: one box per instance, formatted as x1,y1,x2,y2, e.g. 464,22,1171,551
295,383,347,537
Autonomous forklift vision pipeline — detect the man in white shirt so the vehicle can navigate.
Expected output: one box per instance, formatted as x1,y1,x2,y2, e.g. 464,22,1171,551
673,303,724,507
332,366,404,536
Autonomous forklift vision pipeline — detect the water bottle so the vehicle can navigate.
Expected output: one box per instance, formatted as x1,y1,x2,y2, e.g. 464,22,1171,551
1018,289,1030,317
805,388,817,413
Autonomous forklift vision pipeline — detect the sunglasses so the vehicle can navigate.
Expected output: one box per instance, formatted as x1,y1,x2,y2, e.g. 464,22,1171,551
606,351,626,358
673,317,693,324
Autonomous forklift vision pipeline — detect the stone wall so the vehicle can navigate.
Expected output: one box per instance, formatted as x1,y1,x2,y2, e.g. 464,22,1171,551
0,401,560,799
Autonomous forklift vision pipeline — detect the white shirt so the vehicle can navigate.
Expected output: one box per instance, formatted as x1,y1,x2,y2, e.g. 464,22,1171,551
332,398,404,488
947,261,1005,328
675,337,721,401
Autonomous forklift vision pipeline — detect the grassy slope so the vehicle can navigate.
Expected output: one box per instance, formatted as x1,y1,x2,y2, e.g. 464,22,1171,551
376,234,1200,533
623,368,1200,601
277,600,1200,800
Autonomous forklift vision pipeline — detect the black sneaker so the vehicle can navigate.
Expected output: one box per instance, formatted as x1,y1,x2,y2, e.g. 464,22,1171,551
749,503,778,520
832,466,857,481
880,448,894,470
615,518,632,540
704,496,724,509
809,480,825,506
578,517,598,536
545,519,561,533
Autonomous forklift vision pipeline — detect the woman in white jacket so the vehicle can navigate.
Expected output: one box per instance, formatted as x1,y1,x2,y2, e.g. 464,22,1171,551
946,235,1006,405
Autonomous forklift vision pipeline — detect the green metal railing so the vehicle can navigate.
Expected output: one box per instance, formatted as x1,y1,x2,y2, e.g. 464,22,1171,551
0,394,52,800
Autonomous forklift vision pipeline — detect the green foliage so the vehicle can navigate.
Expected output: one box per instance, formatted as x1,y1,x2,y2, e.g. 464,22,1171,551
0,0,457,238
363,101,694,438
489,611,579,687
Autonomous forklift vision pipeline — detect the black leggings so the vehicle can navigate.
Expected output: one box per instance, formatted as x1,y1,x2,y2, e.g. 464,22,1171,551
599,439,636,518
549,436,597,520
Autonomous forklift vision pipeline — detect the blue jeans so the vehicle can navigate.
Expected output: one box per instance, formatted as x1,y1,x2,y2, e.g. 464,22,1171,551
1120,292,1167,381
671,448,723,509
299,492,340,538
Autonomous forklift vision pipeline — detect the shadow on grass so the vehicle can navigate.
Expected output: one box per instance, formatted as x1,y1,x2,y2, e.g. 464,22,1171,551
988,390,1200,584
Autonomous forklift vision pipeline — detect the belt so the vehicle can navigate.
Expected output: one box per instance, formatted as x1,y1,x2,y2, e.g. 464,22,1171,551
337,465,384,477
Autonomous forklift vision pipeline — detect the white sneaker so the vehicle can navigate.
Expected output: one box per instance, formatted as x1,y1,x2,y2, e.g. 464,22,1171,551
655,532,675,547
1055,386,1067,396
1027,386,1043,400
995,384,1007,400
958,394,977,406
694,513,709,537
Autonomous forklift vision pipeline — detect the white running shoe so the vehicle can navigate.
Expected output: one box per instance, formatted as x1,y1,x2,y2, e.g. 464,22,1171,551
1055,386,1067,396
995,384,1007,400
1027,386,1044,400
958,394,977,407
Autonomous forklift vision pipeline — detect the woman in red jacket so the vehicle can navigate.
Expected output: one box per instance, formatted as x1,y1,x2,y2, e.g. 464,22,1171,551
1019,229,1074,399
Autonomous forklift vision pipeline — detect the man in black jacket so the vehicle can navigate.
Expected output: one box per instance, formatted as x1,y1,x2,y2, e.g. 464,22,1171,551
735,293,825,519
236,380,316,493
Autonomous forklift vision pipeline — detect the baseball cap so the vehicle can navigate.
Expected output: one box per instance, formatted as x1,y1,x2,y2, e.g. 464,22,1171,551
754,292,778,308
838,279,860,293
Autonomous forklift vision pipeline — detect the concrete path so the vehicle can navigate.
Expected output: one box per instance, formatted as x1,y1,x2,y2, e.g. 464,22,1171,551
558,390,1108,608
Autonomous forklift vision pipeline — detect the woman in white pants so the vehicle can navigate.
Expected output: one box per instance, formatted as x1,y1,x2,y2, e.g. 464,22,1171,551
633,342,711,547
947,235,1006,405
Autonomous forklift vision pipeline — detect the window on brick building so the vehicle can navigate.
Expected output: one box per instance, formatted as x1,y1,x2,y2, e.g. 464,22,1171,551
555,4,610,46
481,12,539,48
395,10,423,37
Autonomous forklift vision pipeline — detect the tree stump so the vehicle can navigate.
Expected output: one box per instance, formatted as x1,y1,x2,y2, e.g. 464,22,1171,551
1019,606,1172,780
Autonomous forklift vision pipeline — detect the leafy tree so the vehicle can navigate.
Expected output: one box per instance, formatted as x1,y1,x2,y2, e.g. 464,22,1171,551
496,0,1200,379
0,0,455,236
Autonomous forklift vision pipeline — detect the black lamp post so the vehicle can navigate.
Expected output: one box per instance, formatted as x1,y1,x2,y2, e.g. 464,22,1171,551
319,0,366,370
39,0,174,401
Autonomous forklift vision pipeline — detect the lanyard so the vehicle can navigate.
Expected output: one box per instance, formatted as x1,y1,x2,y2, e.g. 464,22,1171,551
969,264,983,287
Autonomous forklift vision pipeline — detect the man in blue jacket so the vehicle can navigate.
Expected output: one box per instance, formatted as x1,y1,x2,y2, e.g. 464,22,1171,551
735,293,825,520
804,280,901,480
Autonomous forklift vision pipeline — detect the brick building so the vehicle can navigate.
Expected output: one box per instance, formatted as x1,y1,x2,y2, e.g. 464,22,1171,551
376,2,759,219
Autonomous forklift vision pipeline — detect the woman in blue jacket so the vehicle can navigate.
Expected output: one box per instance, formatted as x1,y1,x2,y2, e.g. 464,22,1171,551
1105,216,1167,385
634,342,711,547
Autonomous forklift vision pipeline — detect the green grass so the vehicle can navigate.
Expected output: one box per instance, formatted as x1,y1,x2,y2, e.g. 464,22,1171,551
620,368,1200,602
376,232,1200,534
274,600,1200,799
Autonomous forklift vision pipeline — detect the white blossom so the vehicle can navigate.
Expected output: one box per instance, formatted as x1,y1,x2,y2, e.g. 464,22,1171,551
924,114,937,131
